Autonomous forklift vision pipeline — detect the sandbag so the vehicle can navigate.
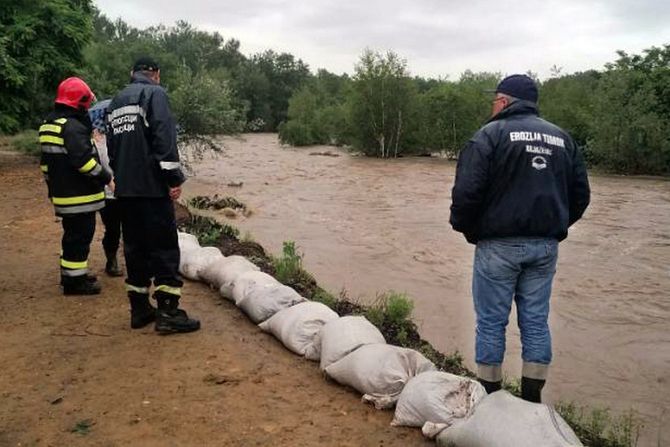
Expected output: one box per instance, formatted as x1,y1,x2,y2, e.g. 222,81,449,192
319,316,386,370
236,281,306,323
178,232,200,252
231,270,279,305
391,371,486,429
179,246,224,281
435,391,583,447
200,255,256,290
258,301,339,360
324,343,435,409
216,259,261,299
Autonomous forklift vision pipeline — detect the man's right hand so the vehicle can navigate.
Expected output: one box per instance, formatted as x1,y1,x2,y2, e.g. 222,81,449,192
108,179,115,194
169,186,182,201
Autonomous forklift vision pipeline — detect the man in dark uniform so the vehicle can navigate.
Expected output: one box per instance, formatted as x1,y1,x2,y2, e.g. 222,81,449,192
107,57,200,333
449,74,590,402
39,77,113,295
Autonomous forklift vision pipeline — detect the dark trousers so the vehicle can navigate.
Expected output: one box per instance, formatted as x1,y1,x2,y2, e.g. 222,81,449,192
118,197,182,293
61,212,96,282
100,199,122,254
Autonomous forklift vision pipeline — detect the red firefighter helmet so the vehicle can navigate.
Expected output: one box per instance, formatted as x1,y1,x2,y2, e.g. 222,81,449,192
55,77,96,110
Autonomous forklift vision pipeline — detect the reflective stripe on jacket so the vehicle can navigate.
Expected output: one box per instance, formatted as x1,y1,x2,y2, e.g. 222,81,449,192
107,73,185,198
39,106,112,216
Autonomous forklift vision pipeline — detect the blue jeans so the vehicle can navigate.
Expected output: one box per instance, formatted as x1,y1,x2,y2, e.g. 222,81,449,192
473,237,558,381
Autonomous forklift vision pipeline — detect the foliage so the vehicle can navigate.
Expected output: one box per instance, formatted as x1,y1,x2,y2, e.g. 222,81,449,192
188,195,247,211
587,46,670,174
272,241,301,283
182,214,239,246
9,130,40,156
70,419,94,435
365,291,414,327
0,0,94,133
278,70,351,146
555,402,641,447
348,49,418,157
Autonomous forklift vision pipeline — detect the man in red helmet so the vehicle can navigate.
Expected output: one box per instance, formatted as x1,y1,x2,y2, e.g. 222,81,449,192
107,57,200,333
39,77,114,295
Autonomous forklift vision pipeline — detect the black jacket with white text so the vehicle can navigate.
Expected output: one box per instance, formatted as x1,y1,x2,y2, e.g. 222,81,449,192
449,101,590,244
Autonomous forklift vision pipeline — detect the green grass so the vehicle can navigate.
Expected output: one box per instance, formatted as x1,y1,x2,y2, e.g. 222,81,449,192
9,130,40,156
272,241,302,283
182,214,239,245
70,419,93,435
364,291,414,327
555,402,641,447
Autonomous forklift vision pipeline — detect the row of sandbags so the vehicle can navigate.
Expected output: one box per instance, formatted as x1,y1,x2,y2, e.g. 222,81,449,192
178,232,583,447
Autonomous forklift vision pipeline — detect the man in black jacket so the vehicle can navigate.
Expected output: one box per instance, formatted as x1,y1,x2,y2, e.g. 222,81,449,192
40,77,113,295
449,74,590,402
107,57,200,333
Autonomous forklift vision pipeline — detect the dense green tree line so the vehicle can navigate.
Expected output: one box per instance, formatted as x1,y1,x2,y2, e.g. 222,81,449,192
0,0,311,135
1,1,668,174
280,48,670,174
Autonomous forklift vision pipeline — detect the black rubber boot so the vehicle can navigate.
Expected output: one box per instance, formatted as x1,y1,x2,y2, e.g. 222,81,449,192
479,378,502,394
521,377,546,403
62,276,102,296
128,292,156,329
155,294,200,334
105,251,124,277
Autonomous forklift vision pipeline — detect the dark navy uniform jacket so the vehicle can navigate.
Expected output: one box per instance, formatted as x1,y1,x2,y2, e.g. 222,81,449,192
449,100,590,244
106,73,185,198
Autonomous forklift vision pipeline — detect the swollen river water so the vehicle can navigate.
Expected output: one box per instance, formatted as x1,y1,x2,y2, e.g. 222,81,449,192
190,134,669,446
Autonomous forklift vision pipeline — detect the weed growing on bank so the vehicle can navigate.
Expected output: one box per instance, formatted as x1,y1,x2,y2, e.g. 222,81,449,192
9,130,40,156
181,207,641,447
555,402,641,447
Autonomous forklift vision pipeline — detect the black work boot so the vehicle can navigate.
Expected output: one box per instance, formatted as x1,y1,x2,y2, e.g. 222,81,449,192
479,378,502,394
521,377,546,403
128,292,156,329
155,294,200,334
62,276,102,296
105,250,124,277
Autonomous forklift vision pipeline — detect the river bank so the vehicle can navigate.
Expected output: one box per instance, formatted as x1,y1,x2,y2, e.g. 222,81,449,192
187,133,670,447
0,150,429,446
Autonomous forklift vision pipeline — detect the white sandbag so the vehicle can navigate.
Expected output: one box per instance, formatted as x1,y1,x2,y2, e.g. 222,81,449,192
324,344,435,409
391,371,486,428
200,255,257,290
178,232,200,252
216,259,261,299
231,270,279,305
319,316,386,370
236,281,306,323
435,390,583,447
258,301,339,360
179,246,224,281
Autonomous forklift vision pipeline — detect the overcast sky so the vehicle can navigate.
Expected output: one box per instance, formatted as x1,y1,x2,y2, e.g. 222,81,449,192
94,0,669,80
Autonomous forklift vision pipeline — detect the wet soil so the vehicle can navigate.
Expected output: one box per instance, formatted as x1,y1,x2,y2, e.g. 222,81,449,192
0,151,429,446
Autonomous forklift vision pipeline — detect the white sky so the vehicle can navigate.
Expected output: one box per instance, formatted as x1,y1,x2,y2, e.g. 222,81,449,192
94,0,670,80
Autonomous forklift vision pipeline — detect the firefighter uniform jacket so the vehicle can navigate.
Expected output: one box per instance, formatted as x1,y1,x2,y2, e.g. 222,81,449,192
106,73,185,198
39,105,112,216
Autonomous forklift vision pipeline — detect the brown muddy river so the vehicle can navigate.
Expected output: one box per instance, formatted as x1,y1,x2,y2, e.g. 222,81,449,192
189,133,669,446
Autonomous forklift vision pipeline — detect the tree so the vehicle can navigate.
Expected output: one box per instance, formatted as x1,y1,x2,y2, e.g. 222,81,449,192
348,49,417,157
0,0,94,132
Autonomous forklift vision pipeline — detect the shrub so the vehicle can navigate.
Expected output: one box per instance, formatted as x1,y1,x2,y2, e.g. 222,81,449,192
278,120,316,146
555,402,641,447
10,130,40,156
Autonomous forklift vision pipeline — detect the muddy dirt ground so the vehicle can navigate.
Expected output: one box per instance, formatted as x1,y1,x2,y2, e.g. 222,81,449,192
0,151,429,446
